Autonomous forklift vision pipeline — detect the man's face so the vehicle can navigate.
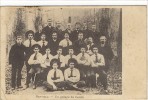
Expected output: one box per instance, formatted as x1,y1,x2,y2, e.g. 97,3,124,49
78,33,83,40
56,22,61,28
41,34,46,41
34,47,39,53
46,48,51,54
52,33,57,40
67,24,71,30
28,33,33,40
69,49,74,55
47,19,52,26
88,37,93,44
38,25,43,31
100,36,107,45
93,47,98,54
92,25,96,30
57,49,62,55
69,62,74,69
81,48,86,53
64,33,69,39
75,24,80,29
16,37,22,45
52,63,58,70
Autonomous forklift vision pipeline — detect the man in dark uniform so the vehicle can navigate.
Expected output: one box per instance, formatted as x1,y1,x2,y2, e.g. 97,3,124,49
42,19,54,41
9,35,26,90
34,25,43,42
73,32,86,55
71,22,82,42
63,23,73,41
98,35,114,72
82,22,92,39
48,32,60,56
90,24,101,45
54,21,63,41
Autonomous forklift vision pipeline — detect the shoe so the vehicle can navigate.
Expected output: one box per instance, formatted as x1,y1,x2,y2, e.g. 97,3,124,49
57,88,64,91
33,85,36,89
79,89,85,92
18,86,23,88
11,87,15,90
23,85,29,90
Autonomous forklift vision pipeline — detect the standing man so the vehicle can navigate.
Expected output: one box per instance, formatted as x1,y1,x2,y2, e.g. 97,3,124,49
37,33,48,55
64,58,85,92
73,32,86,55
9,35,26,90
43,59,65,91
99,35,114,72
63,23,73,41
23,30,37,88
59,33,72,56
54,21,63,41
34,25,43,42
71,22,82,42
90,45,107,92
48,32,60,56
42,19,54,41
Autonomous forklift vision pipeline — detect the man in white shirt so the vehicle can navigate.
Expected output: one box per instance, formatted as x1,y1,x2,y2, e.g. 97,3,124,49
77,45,91,84
65,46,77,66
43,59,65,91
53,46,66,72
64,58,85,92
90,45,107,92
26,44,43,89
86,36,95,56
23,30,37,88
59,33,72,56
37,33,48,55
41,46,53,81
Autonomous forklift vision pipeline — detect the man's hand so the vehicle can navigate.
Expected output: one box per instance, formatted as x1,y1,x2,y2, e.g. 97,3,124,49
53,85,57,90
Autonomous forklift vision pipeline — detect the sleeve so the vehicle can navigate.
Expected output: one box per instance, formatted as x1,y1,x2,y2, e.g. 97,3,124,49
59,41,63,46
76,54,81,64
85,54,91,66
90,56,96,67
64,69,69,81
28,55,34,65
61,56,66,67
9,45,14,64
47,71,55,86
98,55,105,66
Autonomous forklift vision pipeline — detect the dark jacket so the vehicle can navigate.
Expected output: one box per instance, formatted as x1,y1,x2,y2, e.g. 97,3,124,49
9,43,26,65
42,26,54,41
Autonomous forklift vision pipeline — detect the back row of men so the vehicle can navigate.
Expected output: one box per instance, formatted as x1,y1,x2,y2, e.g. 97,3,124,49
9,20,113,93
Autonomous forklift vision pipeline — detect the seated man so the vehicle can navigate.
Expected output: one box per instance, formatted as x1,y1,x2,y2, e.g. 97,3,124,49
90,45,107,92
43,59,65,91
64,58,85,92
77,45,91,84
53,46,66,72
41,46,53,81
65,46,77,67
27,44,43,89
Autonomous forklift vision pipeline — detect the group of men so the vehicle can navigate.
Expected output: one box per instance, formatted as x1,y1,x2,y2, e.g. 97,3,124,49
9,19,114,93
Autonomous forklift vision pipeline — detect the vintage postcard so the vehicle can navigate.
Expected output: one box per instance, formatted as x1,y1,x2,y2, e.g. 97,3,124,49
0,6,147,100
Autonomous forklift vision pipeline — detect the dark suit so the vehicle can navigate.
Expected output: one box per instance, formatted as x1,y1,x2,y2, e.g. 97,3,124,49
71,29,82,42
63,29,73,41
73,39,86,55
42,26,54,41
54,27,63,41
34,32,41,42
82,29,92,39
48,39,60,56
9,43,26,88
90,30,101,45
98,44,114,72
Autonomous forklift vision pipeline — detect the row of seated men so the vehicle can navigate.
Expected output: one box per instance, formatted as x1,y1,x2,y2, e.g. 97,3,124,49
9,27,113,93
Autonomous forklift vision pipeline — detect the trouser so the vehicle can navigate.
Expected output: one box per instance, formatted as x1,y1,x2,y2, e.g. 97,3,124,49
43,81,66,91
91,67,107,90
11,63,23,88
25,62,32,85
78,64,92,85
26,65,42,86
64,80,85,90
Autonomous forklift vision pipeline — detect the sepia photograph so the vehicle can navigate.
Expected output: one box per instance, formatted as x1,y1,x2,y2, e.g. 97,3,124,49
2,7,122,96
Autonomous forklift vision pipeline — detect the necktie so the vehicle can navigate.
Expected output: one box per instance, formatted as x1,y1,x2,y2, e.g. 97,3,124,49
58,55,60,62
33,53,37,60
46,53,49,59
53,70,57,79
67,40,69,46
89,44,91,50
42,41,45,48
70,69,73,77
29,40,32,48
70,55,72,59
95,54,98,63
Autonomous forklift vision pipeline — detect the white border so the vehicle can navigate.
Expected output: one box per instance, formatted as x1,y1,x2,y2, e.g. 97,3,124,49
0,0,148,6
